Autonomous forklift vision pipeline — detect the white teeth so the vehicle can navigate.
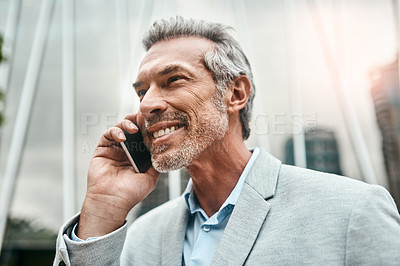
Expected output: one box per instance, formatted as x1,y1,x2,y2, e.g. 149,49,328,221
153,126,179,139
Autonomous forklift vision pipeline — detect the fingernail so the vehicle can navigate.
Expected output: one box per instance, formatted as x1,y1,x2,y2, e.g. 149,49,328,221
129,122,136,129
119,132,125,139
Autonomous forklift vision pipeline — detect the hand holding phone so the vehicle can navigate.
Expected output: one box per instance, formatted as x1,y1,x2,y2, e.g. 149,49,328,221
79,116,159,240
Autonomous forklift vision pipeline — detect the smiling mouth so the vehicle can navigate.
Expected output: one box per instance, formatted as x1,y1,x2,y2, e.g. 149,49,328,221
153,124,185,139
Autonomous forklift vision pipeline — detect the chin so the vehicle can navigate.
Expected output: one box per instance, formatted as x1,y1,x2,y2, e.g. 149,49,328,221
151,145,198,173
151,153,188,173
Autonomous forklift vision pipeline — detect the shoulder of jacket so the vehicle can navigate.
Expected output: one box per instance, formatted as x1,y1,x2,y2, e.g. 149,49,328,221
128,196,185,233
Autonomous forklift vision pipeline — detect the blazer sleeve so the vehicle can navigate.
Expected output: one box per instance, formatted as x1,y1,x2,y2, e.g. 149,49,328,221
53,213,128,266
345,185,400,265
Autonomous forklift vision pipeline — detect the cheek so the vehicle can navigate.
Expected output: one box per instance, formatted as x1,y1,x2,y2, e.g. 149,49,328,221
168,87,213,118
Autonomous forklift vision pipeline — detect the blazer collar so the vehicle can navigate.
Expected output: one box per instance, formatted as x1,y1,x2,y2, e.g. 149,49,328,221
160,148,281,265
212,148,281,265
244,148,281,199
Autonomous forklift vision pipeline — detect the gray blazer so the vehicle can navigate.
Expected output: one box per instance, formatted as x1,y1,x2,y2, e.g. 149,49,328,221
54,149,400,265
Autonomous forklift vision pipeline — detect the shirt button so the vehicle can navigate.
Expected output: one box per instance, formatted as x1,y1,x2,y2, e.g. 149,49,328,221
203,225,211,232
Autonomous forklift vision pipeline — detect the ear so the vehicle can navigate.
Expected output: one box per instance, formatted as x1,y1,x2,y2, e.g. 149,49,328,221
226,75,251,115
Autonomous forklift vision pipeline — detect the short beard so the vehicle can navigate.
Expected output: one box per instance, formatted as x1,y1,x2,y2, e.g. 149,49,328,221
145,95,229,173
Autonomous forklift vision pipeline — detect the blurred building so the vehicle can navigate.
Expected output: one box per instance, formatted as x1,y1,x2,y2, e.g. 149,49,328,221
370,61,400,209
284,128,342,175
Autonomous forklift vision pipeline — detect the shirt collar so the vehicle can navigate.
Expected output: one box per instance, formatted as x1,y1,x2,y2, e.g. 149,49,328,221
183,147,260,216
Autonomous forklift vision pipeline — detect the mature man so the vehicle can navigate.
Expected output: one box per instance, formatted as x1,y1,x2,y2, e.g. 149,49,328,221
54,17,400,265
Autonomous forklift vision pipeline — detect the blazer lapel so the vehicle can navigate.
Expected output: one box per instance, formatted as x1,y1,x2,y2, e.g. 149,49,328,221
161,196,190,266
212,148,281,265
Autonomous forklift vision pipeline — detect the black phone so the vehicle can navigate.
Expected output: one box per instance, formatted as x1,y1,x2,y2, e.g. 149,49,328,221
120,123,152,173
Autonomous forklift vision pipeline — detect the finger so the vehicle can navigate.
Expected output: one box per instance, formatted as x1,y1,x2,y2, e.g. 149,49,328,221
124,113,137,122
114,114,139,134
117,119,138,134
146,166,159,177
128,112,146,131
98,126,126,147
135,167,160,192
92,145,127,161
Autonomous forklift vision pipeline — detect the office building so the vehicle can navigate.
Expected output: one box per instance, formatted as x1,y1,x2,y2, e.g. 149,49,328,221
285,128,342,175
370,61,400,208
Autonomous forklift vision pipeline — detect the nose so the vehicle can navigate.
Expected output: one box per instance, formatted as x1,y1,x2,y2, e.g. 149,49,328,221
139,86,167,119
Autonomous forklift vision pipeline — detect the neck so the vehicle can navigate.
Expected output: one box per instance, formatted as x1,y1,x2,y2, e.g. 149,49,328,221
187,134,251,217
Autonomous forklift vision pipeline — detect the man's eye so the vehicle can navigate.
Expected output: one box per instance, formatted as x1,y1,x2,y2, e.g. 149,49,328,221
137,90,147,97
168,76,183,84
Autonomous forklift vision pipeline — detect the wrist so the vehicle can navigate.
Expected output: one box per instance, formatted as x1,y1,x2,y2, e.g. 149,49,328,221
77,195,130,240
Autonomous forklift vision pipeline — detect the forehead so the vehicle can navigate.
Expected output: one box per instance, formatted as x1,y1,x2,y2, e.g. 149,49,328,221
138,37,215,75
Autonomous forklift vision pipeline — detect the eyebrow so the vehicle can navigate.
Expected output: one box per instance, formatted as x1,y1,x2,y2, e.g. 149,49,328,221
157,64,185,76
132,64,192,89
132,81,143,89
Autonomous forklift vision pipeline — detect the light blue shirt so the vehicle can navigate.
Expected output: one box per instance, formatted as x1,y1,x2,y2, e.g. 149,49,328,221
183,147,260,266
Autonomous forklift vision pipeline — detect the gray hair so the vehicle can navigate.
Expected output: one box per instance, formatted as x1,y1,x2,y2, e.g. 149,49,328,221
142,16,255,140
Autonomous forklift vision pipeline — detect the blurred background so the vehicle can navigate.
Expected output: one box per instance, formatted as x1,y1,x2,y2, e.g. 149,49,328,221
0,0,400,264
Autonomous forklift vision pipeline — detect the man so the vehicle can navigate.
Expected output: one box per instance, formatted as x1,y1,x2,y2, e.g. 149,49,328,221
54,17,400,265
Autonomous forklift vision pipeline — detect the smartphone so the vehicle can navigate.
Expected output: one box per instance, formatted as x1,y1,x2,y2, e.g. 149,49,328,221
120,123,152,173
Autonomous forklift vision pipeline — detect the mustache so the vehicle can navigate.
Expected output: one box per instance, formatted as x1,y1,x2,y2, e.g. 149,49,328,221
143,112,189,131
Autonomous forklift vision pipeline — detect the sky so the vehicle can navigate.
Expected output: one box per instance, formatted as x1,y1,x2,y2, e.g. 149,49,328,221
0,0,398,231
